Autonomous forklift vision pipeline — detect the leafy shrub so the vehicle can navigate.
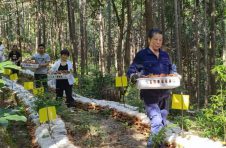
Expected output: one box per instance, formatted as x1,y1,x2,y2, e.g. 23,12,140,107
75,70,114,99
75,70,146,111
124,84,145,112
170,65,226,141
0,61,21,89
0,107,27,127
33,93,62,112
195,65,225,140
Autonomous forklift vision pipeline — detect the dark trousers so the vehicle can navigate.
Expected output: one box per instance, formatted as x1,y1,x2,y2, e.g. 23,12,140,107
11,62,20,75
34,74,48,91
56,80,74,107
11,69,19,75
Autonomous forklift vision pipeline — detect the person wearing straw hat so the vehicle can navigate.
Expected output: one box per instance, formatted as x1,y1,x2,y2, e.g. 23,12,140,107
127,28,177,147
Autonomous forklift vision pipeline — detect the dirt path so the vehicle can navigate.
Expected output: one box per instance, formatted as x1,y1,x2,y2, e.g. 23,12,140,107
60,108,148,148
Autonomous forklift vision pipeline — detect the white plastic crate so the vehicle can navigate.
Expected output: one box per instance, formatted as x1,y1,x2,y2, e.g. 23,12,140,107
48,74,70,79
136,76,180,89
21,63,39,69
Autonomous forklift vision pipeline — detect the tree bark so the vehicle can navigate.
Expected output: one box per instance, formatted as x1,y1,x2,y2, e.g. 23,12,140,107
99,7,105,75
194,0,200,110
41,0,46,45
79,0,86,75
85,20,88,75
36,0,42,48
174,0,182,74
160,0,165,39
112,0,125,76
204,0,210,106
106,0,112,73
124,0,132,71
145,0,153,46
209,0,216,95
222,3,226,66
67,0,77,75
15,0,22,52
54,0,62,60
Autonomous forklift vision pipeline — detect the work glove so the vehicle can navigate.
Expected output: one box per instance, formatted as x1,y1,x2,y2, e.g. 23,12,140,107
170,64,182,79
170,64,177,74
130,73,142,84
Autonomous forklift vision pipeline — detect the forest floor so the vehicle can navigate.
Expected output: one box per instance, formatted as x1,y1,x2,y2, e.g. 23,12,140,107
0,87,37,148
59,106,148,148
17,74,149,148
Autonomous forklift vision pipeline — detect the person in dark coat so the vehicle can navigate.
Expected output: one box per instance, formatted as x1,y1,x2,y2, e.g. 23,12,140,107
127,28,177,147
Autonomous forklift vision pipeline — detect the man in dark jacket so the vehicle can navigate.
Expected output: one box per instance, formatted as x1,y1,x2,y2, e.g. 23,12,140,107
127,28,176,147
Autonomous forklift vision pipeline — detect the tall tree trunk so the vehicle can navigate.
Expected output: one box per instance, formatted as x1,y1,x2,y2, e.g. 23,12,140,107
112,0,125,76
50,23,54,57
209,0,216,95
160,0,165,39
85,21,88,75
79,0,86,75
99,8,105,75
204,0,209,106
15,0,22,52
124,0,132,71
174,0,182,74
222,3,226,66
36,0,42,48
6,14,11,50
106,0,112,73
41,0,46,45
67,0,77,75
21,0,25,50
145,0,153,46
54,0,59,60
194,0,200,109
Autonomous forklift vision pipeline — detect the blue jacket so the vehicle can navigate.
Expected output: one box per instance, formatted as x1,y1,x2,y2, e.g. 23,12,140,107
127,47,172,104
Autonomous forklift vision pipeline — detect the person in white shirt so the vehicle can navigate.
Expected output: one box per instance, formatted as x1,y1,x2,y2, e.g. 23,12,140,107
50,49,75,108
0,41,5,62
